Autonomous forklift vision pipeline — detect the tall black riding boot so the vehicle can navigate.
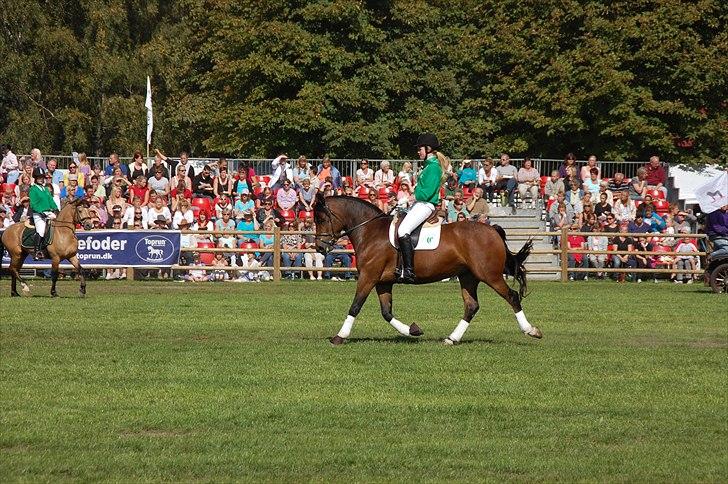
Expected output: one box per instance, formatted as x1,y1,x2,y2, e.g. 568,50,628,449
33,233,44,260
397,234,416,283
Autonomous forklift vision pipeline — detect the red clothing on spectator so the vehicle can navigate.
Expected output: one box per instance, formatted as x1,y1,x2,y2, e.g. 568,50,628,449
645,164,666,186
128,185,149,202
568,235,586,264
171,188,192,200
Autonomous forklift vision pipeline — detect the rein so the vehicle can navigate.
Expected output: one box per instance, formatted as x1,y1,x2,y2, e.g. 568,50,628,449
51,203,92,230
317,200,390,251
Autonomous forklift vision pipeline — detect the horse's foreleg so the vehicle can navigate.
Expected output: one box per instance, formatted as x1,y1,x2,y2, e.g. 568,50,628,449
375,282,423,338
9,256,26,297
50,257,60,297
444,272,480,345
69,255,86,297
486,275,542,339
331,278,376,345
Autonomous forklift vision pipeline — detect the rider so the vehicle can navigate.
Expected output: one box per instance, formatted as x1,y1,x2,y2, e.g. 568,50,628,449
29,167,59,260
395,133,445,283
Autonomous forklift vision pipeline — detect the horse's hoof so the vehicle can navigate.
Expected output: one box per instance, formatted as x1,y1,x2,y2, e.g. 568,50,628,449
525,327,543,339
330,335,346,346
51,292,58,298
21,284,30,294
409,323,424,337
443,337,457,346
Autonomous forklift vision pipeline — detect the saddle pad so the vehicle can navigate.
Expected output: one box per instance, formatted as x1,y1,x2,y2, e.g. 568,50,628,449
21,224,54,249
389,220,441,250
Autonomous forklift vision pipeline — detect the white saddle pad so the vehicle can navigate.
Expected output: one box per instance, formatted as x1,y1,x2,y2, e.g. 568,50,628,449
389,220,442,250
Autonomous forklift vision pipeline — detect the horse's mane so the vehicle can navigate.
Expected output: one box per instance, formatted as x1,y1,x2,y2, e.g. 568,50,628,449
326,195,388,218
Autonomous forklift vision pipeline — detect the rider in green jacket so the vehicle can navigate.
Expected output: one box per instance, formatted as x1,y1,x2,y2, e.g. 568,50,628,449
29,167,58,259
395,133,445,283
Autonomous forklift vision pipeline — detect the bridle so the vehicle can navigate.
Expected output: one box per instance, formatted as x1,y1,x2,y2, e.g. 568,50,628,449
315,200,390,254
52,202,94,230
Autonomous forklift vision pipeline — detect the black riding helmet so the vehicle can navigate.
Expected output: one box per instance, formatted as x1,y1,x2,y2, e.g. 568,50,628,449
32,167,47,180
414,132,441,150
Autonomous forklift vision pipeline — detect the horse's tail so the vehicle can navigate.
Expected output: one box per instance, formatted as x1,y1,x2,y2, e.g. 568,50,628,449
493,224,531,299
0,232,5,280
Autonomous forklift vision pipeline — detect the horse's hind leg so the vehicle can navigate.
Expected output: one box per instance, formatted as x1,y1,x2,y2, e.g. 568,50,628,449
375,282,423,338
485,275,542,339
69,255,86,297
9,255,30,296
444,272,479,345
50,257,60,297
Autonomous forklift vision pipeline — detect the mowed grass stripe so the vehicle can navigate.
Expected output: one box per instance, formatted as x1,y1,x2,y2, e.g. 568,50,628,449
1,280,726,481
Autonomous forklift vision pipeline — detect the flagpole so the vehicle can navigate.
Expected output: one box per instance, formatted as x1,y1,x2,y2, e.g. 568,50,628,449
145,76,153,161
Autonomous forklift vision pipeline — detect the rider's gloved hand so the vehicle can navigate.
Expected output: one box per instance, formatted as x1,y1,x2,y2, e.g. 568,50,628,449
44,211,57,220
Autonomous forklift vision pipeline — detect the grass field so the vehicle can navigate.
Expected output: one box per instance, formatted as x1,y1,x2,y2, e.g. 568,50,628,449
1,279,726,482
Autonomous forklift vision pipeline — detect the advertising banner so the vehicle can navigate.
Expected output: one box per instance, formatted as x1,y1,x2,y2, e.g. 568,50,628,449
1,230,181,268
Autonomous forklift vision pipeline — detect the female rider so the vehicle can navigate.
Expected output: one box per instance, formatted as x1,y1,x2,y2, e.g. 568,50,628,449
29,167,59,260
395,133,445,283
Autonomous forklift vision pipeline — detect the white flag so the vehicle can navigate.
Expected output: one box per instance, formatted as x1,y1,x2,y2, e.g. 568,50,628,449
695,170,728,214
145,76,153,146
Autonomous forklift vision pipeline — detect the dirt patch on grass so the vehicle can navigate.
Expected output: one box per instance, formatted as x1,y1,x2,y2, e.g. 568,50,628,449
0,443,31,453
686,338,728,349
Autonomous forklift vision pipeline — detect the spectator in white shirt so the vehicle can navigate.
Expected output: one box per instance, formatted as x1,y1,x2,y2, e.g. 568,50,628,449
374,160,395,189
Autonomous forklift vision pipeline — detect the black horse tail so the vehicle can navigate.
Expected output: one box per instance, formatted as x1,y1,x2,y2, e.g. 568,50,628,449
0,233,4,281
493,224,532,299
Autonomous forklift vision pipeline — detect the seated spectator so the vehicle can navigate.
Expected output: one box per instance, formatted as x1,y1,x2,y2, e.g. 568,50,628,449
612,228,636,282
12,196,30,223
448,198,470,223
580,155,600,182
298,178,317,212
148,167,170,201
673,209,696,233
301,217,324,280
256,198,282,226
643,206,666,232
269,154,292,190
171,164,193,192
233,164,253,195
104,166,131,197
644,155,667,196
171,179,192,212
320,178,336,197
594,192,612,218
602,213,620,240
316,156,342,189
128,175,150,206
276,179,298,211
466,187,489,220
124,197,145,229
89,196,109,227
149,150,170,179
107,204,126,228
64,174,85,201
324,238,353,281
495,153,518,213
565,180,583,209
457,159,477,188
366,189,381,210
128,150,149,181
673,230,698,283
587,223,608,278
147,197,172,229
192,212,214,245
185,252,211,282
374,160,395,189
46,158,63,186
215,209,236,248
567,222,587,280
558,153,578,186
355,159,374,188
211,253,230,281
292,155,311,188
87,175,106,201
173,198,194,229
629,168,648,200
106,186,128,216
478,158,498,201
396,182,415,208
613,190,636,223
551,202,573,239
234,192,256,218
628,215,651,234
547,192,573,224
608,172,630,193
307,164,321,190
637,194,656,218
14,174,31,199
583,168,601,198
397,161,415,187
214,165,233,199
63,161,85,188
384,191,398,213
516,158,540,208
0,206,11,228
192,165,215,198
236,209,259,245
214,195,233,220
544,171,565,201
444,188,464,212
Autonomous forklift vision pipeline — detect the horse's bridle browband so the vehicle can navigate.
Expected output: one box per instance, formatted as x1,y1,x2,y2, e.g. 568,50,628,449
316,202,390,251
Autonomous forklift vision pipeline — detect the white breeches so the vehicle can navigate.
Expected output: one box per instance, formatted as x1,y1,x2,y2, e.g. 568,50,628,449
33,214,47,237
397,202,436,237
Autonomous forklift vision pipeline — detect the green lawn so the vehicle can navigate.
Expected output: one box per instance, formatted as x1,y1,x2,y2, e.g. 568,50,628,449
1,280,726,482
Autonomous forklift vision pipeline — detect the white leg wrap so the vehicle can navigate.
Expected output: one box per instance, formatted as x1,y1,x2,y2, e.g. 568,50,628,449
515,310,532,333
337,315,355,339
448,319,470,342
389,318,410,336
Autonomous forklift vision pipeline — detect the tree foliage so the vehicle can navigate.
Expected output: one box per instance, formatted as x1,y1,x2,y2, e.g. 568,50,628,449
1,0,725,163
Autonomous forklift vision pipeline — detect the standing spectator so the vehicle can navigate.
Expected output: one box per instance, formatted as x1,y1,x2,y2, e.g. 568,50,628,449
316,157,342,189
587,223,609,279
516,157,540,208
580,155,600,182
477,158,498,202
608,172,630,193
77,153,91,177
397,161,415,187
172,151,196,180
270,154,292,190
544,171,565,201
193,165,215,198
673,230,698,283
374,160,395,189
644,155,667,196
355,159,374,188
1,144,20,183
276,179,298,211
301,217,324,280
495,153,518,213
214,165,233,199
457,159,477,188
465,187,489,220
128,151,149,181
292,155,311,188
558,153,577,185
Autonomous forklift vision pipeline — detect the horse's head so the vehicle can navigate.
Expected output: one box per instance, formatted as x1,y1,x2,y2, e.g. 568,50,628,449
313,192,343,256
72,197,96,231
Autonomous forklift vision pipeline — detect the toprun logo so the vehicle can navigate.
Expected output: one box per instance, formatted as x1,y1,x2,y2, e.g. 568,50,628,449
135,235,175,263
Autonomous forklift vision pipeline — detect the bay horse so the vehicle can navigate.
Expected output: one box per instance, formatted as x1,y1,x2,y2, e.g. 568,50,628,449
313,193,543,345
0,197,94,297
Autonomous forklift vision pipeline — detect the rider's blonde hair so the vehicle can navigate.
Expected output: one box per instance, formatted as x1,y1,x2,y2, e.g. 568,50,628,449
435,151,451,183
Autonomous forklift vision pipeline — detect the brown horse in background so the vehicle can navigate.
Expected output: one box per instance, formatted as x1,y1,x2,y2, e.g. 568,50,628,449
1,198,94,297
314,193,543,345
